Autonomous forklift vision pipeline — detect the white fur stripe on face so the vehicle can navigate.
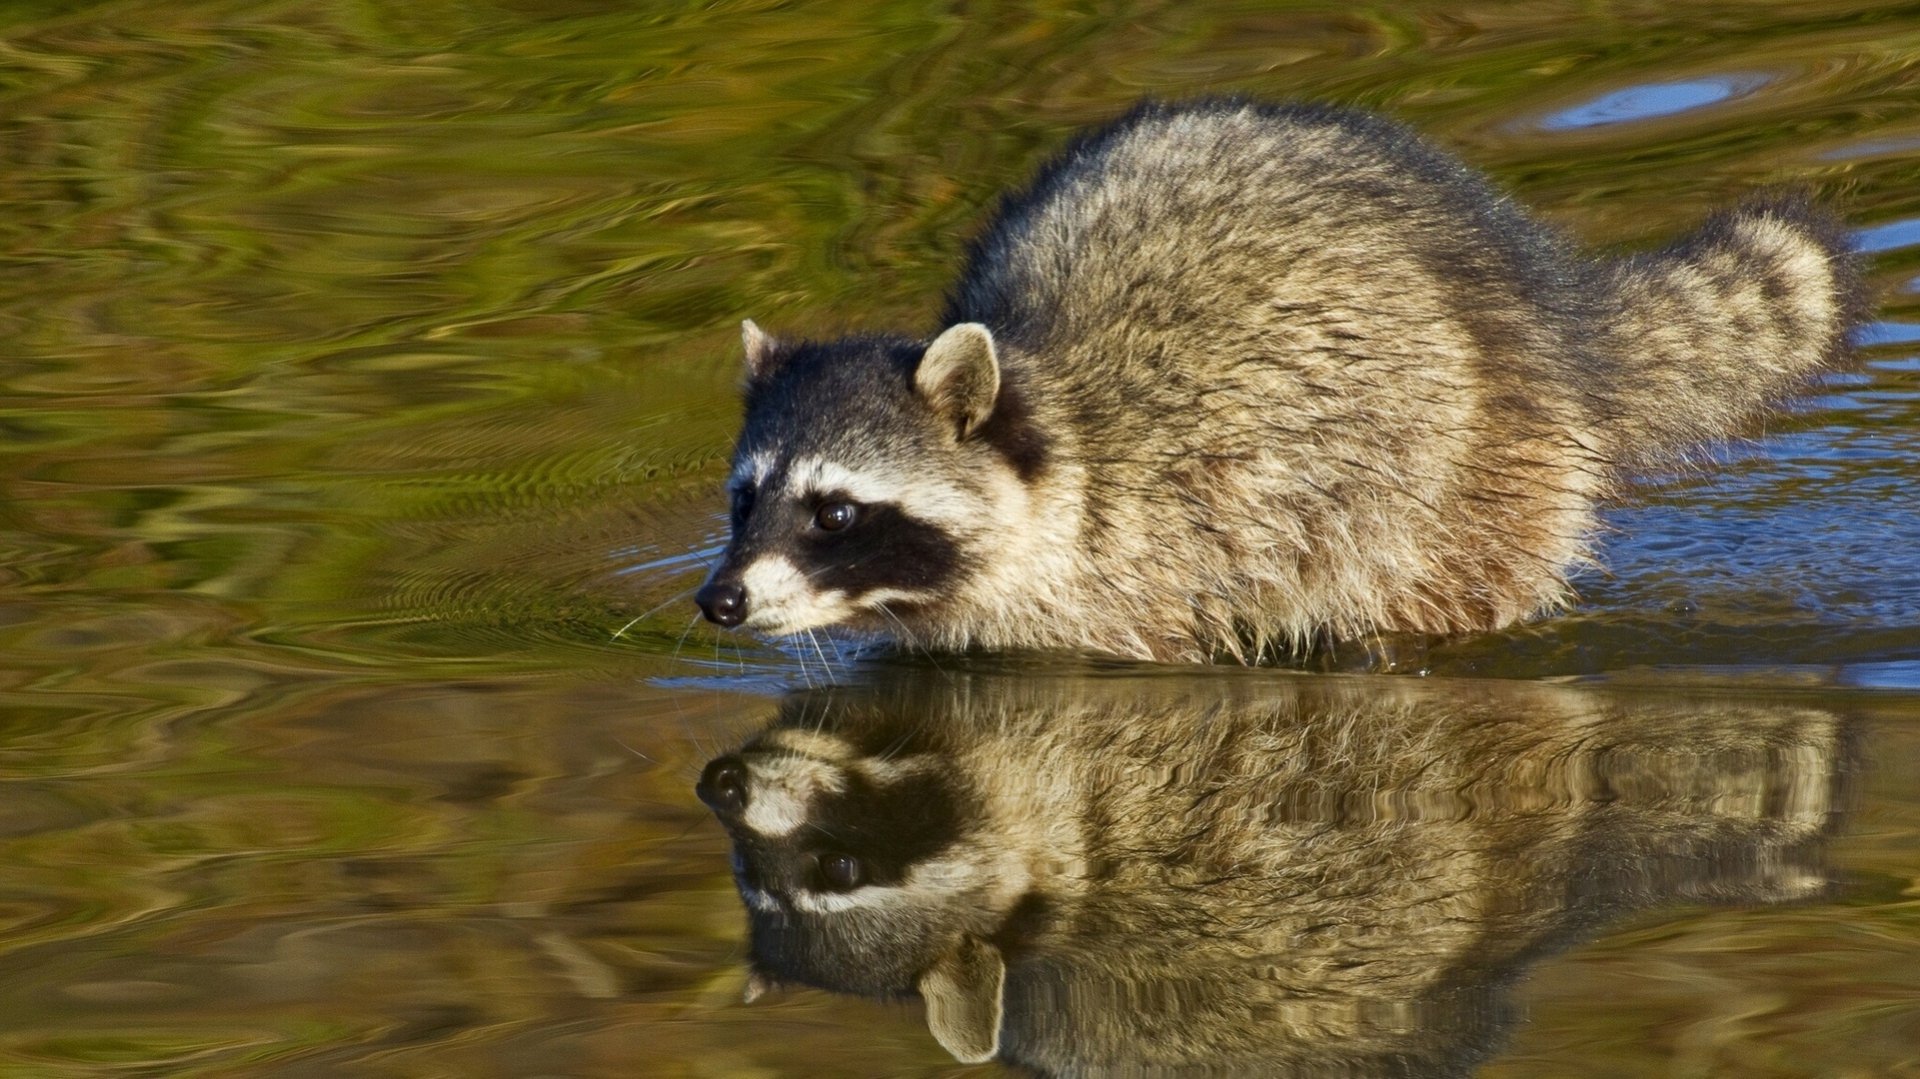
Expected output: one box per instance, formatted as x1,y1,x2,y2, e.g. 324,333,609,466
786,456,973,528
739,754,846,837
857,586,938,609
788,888,887,914
738,884,781,914
732,451,777,488
787,458,907,505
765,729,860,761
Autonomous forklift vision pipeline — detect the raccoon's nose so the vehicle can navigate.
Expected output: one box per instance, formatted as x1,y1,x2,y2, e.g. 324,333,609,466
696,581,748,627
698,756,750,816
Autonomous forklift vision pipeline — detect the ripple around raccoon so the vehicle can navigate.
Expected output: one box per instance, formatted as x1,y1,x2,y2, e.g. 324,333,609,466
694,98,1864,663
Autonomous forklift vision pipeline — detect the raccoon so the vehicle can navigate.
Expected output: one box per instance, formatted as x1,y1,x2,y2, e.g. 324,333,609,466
692,99,1863,663
698,673,1849,1074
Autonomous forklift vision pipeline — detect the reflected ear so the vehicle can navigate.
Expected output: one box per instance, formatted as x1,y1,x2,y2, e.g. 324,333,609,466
742,968,778,1004
914,323,1000,439
742,319,781,381
917,935,1005,1064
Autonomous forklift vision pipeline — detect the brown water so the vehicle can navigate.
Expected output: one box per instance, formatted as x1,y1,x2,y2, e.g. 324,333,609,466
2,1,1918,1075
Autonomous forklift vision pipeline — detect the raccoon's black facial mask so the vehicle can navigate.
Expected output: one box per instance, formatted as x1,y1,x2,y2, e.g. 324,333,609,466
700,743,981,995
704,747,968,894
796,499,965,597
701,468,974,633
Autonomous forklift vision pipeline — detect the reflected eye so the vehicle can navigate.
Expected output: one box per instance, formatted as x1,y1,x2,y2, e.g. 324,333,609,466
814,501,858,532
819,852,864,891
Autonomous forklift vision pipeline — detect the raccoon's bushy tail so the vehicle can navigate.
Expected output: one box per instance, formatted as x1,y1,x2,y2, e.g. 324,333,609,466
1596,195,1864,469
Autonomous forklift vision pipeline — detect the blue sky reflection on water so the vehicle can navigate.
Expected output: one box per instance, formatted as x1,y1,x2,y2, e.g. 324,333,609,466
1856,321,1920,346
1540,76,1765,130
1841,660,1920,689
1855,215,1920,253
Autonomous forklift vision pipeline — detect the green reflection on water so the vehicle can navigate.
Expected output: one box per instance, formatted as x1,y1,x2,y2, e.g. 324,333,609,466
1,0,1917,1074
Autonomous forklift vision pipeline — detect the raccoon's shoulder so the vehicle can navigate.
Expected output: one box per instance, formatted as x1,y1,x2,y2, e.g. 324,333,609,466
956,97,1485,244
944,97,1565,335
980,97,1428,212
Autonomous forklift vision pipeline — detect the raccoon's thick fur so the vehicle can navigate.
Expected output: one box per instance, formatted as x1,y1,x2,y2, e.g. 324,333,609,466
696,99,1863,662
698,673,1850,1074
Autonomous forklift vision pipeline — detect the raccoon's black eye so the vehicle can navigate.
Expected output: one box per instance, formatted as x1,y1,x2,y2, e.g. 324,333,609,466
730,486,755,524
818,852,864,891
814,501,857,532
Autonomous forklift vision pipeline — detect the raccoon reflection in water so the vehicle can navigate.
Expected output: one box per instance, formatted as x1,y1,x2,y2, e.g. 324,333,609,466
697,674,1851,1074
694,98,1864,663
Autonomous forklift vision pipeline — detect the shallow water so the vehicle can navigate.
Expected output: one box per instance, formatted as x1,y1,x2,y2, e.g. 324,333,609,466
2,1,1918,1076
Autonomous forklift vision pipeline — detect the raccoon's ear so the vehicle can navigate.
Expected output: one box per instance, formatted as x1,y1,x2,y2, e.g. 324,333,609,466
915,323,1000,440
741,319,782,381
917,935,1005,1064
742,968,779,1004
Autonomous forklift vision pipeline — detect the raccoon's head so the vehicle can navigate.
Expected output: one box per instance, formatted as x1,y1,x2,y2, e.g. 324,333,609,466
694,320,1048,638
697,725,1031,1063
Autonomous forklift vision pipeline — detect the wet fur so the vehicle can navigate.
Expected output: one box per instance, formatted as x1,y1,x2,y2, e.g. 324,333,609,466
719,99,1864,662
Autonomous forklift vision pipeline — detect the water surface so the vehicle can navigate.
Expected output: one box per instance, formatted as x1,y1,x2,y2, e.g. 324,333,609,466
2,1,1918,1075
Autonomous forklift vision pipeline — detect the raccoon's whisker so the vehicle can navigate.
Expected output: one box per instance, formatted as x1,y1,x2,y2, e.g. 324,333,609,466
803,628,839,682
874,709,939,764
697,722,736,767
824,630,853,672
710,629,750,677
797,630,819,680
614,733,660,760
785,635,815,688
612,585,699,641
872,602,946,673
661,816,718,847
801,819,847,845
871,602,916,646
669,613,703,667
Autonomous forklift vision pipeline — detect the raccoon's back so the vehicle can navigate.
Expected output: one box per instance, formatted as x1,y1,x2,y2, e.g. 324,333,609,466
944,98,1589,375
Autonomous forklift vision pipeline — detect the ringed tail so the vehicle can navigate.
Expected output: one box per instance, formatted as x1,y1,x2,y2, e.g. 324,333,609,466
1598,194,1865,467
